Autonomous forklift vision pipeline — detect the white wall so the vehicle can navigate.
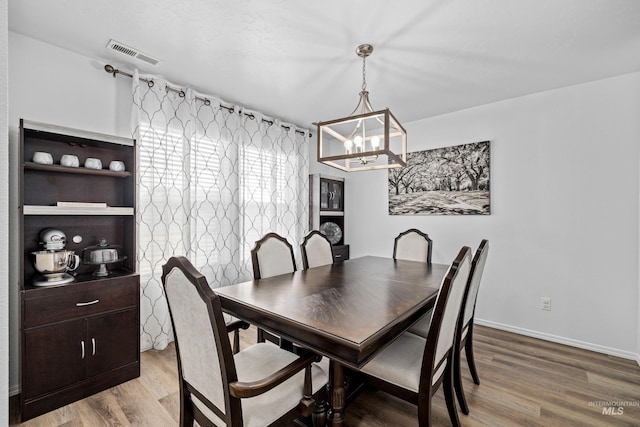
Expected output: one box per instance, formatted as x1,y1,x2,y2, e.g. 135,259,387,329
1,0,9,422
346,72,640,359
7,32,132,394
8,33,131,138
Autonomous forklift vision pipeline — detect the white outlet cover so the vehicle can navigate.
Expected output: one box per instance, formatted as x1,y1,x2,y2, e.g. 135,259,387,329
541,297,551,310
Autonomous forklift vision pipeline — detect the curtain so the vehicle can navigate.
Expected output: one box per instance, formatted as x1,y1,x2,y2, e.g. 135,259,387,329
131,71,309,351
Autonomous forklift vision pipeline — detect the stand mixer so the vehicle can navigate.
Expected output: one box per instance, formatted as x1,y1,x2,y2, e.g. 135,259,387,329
31,228,80,287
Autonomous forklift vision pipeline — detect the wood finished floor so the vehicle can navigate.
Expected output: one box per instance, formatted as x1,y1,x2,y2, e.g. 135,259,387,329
9,325,640,426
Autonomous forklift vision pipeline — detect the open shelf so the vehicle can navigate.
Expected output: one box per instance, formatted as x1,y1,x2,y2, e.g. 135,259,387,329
319,211,344,217
23,205,134,216
24,162,132,177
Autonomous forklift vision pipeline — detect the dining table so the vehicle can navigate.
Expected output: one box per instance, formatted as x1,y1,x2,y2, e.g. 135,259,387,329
216,255,450,426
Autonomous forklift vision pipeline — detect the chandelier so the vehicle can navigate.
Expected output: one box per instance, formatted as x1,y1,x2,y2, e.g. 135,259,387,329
317,44,407,172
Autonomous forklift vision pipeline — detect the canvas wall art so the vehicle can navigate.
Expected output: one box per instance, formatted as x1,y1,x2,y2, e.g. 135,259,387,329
388,140,490,215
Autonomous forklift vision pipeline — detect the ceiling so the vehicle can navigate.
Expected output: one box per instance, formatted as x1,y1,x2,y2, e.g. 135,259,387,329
9,0,640,130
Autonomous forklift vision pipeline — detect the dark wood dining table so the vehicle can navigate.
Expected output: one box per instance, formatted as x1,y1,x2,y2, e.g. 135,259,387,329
216,256,450,426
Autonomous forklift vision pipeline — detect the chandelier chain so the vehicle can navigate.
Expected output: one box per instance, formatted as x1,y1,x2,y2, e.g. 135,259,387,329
361,53,367,92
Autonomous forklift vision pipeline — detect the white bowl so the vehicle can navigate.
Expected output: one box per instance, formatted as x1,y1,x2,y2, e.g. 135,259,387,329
84,157,102,169
60,154,79,167
33,151,53,165
109,161,125,172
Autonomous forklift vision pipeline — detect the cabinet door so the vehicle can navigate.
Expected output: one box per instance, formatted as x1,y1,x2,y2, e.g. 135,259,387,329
320,180,330,209
330,181,344,210
87,308,139,377
23,319,86,399
320,178,344,211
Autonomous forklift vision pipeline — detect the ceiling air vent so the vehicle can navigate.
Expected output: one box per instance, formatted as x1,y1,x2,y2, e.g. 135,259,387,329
106,39,159,65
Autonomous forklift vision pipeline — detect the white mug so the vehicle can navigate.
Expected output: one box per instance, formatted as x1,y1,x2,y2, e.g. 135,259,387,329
109,161,125,172
84,158,102,170
33,151,53,165
60,154,80,167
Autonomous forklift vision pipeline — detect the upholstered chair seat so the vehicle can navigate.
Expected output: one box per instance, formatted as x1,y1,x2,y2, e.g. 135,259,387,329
362,332,442,391
301,230,335,269
191,343,328,427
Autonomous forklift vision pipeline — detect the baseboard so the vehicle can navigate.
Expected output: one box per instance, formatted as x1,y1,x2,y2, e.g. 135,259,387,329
475,318,640,364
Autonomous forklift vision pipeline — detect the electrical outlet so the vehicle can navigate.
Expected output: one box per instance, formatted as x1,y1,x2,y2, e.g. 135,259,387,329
540,297,551,311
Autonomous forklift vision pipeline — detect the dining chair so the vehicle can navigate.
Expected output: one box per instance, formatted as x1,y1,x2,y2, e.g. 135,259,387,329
393,228,433,263
408,239,489,415
251,232,296,346
453,239,489,413
300,230,335,269
162,256,328,427
357,246,472,427
251,232,297,280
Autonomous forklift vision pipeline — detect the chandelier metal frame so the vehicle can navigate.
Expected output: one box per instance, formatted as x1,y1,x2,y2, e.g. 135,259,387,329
316,44,407,172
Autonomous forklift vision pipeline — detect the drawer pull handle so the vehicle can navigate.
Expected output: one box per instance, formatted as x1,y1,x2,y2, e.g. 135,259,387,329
81,340,85,359
76,299,100,307
335,254,342,258
91,338,96,356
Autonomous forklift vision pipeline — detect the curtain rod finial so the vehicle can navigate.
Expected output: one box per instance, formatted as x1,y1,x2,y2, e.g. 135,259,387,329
104,64,117,78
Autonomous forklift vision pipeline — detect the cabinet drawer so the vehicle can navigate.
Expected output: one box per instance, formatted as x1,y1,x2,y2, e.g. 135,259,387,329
333,245,350,263
24,275,139,328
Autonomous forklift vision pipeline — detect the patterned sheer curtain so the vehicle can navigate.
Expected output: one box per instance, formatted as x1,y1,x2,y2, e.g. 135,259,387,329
131,71,309,350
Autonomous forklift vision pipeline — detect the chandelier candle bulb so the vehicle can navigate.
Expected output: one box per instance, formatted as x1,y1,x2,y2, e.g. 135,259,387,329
344,139,353,154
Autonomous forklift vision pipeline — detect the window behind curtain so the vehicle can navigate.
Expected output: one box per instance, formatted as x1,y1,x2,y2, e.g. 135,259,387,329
132,73,309,350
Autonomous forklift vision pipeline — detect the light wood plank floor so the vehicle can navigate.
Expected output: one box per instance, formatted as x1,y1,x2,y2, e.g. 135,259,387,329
10,325,640,426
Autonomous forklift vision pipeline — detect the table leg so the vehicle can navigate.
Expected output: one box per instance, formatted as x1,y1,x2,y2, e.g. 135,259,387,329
328,360,346,427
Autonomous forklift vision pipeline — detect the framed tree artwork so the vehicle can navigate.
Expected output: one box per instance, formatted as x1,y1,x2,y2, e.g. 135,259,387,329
388,140,490,215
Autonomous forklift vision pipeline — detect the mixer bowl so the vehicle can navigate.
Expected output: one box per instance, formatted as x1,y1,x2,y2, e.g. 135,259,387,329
32,250,79,274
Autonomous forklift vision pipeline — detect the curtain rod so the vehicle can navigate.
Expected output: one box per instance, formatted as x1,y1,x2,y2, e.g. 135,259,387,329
104,65,310,137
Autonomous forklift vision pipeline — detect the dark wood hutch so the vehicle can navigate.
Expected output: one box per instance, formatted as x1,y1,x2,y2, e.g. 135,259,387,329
18,119,140,421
